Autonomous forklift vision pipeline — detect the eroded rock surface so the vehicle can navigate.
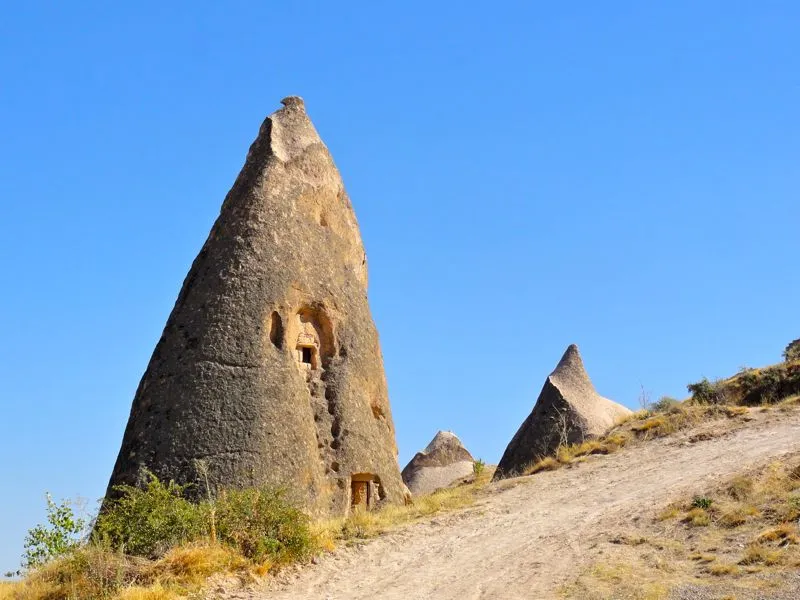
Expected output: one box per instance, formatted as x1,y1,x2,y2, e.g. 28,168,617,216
494,344,631,480
402,431,475,496
106,96,407,516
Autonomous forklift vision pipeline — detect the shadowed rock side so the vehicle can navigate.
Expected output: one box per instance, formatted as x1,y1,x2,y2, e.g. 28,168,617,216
106,96,408,517
402,431,475,496
493,345,632,480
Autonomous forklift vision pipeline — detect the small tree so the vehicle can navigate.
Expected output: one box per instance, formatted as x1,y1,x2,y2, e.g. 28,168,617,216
23,494,87,569
784,339,800,362
687,378,727,405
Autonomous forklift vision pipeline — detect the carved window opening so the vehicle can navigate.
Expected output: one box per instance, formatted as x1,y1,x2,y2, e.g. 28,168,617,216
301,347,313,365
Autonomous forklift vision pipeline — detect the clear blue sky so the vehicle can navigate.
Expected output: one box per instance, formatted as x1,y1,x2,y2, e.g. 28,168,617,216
1,1,798,572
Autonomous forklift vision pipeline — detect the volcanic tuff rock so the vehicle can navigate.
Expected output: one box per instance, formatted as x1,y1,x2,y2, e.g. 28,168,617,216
106,96,408,516
493,344,632,480
401,431,475,496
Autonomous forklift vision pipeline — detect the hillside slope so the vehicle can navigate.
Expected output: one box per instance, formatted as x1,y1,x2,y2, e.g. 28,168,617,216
239,409,800,600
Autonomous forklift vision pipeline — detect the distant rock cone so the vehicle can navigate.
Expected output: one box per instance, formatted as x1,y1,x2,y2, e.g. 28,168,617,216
106,96,408,516
493,345,631,480
402,431,475,496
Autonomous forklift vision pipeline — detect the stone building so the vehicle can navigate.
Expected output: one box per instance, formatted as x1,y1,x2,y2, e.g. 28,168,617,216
106,96,408,516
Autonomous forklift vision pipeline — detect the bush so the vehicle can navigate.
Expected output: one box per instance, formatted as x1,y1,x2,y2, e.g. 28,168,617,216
94,474,313,567
784,339,800,362
23,494,88,569
687,378,727,405
737,363,800,405
473,459,486,478
215,488,312,565
94,476,206,558
649,396,681,413
12,476,316,599
691,496,713,510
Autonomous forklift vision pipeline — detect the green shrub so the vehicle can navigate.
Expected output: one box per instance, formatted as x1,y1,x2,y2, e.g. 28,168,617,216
215,488,312,565
691,496,714,510
23,494,88,569
94,475,205,558
473,459,486,477
32,473,313,572
687,378,727,405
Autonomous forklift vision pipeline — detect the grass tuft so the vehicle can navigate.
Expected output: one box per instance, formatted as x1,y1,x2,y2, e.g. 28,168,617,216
318,468,494,544
707,563,740,576
683,508,711,527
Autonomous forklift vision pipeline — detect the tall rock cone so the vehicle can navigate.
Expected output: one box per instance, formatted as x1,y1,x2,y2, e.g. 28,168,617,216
493,344,631,480
106,96,407,516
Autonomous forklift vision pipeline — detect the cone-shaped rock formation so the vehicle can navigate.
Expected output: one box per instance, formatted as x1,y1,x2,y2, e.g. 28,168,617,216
402,431,475,496
106,97,407,516
493,344,631,480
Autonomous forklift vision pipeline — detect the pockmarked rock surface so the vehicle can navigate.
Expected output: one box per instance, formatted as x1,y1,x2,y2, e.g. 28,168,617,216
106,96,407,516
494,344,632,480
401,431,475,496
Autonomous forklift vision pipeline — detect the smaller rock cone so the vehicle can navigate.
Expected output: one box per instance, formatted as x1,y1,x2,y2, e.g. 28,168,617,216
402,431,475,496
493,345,631,480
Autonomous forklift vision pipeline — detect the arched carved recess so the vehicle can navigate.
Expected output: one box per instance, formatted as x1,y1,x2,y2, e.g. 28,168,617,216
290,306,335,372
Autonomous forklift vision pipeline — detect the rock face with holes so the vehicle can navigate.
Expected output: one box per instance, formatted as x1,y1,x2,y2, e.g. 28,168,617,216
401,431,475,496
106,96,408,516
493,344,632,480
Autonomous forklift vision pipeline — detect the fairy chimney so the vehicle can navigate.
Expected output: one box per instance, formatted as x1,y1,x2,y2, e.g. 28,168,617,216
106,96,408,516
493,344,632,480
402,431,475,496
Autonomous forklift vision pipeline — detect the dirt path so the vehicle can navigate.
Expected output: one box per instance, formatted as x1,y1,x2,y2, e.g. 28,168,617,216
244,410,800,600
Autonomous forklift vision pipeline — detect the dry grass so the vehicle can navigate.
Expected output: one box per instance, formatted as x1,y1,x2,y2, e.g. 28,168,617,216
114,584,181,600
706,563,740,576
1,542,253,600
147,543,250,586
738,545,785,566
524,402,752,479
683,508,711,527
565,455,800,598
689,553,716,563
561,561,671,600
715,501,760,528
621,404,748,440
525,456,560,474
313,467,494,546
523,434,631,476
755,522,799,544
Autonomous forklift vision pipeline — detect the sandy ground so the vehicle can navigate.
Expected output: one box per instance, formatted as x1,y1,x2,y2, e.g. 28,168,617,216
232,410,800,600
